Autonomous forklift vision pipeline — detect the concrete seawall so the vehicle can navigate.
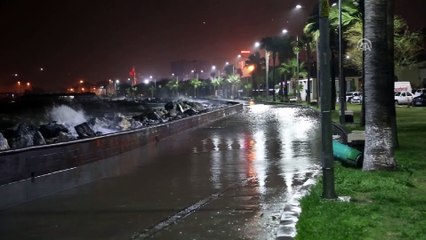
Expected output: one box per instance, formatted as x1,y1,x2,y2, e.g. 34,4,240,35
0,102,243,209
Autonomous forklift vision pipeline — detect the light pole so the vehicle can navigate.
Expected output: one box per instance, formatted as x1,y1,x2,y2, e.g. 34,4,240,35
149,75,156,97
338,0,346,124
79,80,84,93
255,41,269,99
319,0,336,199
294,35,300,101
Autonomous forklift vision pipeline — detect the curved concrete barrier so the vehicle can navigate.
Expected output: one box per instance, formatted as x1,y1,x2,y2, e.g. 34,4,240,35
0,102,243,209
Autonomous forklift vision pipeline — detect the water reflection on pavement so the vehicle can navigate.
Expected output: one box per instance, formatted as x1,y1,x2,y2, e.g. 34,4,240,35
0,104,321,240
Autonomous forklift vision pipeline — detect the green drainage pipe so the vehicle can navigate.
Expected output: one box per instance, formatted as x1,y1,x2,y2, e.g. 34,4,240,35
332,140,363,167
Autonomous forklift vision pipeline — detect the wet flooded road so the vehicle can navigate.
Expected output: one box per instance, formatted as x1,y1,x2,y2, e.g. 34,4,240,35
0,105,321,239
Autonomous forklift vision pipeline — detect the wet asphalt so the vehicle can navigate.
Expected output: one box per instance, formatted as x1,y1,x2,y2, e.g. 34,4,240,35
0,104,321,240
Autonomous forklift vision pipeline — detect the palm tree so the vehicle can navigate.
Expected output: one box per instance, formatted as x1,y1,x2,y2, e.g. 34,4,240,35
300,33,316,103
363,0,396,171
245,52,264,97
165,79,179,97
260,36,284,101
210,76,224,97
190,78,202,98
226,73,241,99
277,59,307,101
277,62,291,101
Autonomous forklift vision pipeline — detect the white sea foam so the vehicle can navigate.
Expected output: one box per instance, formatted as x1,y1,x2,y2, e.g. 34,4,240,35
49,105,88,136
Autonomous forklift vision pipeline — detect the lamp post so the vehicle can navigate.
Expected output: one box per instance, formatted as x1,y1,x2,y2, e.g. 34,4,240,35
79,80,84,93
294,36,300,101
149,75,156,97
338,0,346,124
319,0,336,199
255,41,269,99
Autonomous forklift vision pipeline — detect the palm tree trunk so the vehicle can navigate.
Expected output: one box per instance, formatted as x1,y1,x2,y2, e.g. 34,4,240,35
306,43,312,104
387,0,399,148
272,52,277,101
363,0,396,171
280,73,284,102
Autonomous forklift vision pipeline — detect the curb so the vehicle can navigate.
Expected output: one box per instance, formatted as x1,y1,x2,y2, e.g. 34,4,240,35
276,169,320,240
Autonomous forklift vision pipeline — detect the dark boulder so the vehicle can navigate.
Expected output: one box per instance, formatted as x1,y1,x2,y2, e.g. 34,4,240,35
74,122,96,138
164,102,174,111
0,132,10,150
4,122,46,149
39,122,69,139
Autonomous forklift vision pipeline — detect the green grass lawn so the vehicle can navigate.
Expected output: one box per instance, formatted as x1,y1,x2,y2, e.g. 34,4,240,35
296,104,426,240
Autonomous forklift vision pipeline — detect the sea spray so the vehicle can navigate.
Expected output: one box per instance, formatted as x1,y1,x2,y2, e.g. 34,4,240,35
49,105,88,136
48,105,119,136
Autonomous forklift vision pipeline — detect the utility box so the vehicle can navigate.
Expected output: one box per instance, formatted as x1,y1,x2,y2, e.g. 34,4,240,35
339,110,354,123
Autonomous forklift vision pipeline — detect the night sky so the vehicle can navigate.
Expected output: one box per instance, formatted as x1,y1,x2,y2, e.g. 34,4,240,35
0,0,425,91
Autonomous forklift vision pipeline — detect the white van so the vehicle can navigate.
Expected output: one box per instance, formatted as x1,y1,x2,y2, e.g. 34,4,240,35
394,81,412,93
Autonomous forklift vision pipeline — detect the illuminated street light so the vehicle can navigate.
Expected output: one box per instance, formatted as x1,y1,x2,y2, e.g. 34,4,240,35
282,29,288,34
295,4,302,9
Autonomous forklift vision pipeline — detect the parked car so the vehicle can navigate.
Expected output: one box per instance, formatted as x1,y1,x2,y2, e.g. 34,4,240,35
394,91,414,105
346,91,362,103
413,88,426,97
412,94,426,106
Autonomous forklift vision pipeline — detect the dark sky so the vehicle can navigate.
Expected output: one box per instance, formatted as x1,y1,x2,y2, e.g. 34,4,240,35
0,0,425,91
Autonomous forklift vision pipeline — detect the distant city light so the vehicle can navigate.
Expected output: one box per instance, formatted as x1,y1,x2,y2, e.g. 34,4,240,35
282,29,288,34
295,4,302,9
254,42,260,48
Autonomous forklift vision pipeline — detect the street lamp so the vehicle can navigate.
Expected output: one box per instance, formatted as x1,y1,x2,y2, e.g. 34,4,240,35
255,41,270,99
172,73,179,96
338,0,346,124
79,80,84,93
319,0,336,199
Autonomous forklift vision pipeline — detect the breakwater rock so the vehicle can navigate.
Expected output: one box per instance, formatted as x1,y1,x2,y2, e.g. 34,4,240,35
0,98,228,151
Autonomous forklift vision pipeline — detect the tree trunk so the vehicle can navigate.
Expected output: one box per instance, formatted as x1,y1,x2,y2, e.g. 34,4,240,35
306,43,312,104
363,0,396,171
387,0,399,148
272,52,277,101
